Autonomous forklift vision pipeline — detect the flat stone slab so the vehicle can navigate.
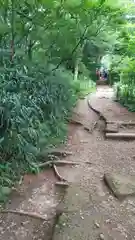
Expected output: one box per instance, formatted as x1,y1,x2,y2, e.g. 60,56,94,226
104,173,135,199
105,123,119,133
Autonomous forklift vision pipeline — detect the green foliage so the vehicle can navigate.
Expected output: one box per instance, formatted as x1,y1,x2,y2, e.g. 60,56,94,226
111,9,135,111
0,64,80,187
0,0,128,199
72,76,96,98
0,60,94,192
102,2,135,112
114,59,135,111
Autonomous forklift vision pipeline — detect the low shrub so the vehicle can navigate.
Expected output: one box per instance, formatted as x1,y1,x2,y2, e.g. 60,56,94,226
114,61,135,111
72,75,96,98
0,62,95,189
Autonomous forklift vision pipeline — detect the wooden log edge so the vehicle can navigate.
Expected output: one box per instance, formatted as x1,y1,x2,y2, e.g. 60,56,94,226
106,132,135,139
107,121,135,126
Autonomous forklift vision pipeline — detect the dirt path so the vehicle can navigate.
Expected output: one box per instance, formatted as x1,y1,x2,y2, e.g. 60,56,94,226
1,86,135,239
53,86,135,240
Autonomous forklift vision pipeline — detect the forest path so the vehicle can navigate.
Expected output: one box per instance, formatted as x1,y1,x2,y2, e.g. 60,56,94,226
53,86,135,240
1,86,135,239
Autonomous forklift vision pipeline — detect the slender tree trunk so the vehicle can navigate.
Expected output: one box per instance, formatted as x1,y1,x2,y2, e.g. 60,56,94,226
109,67,113,86
11,0,15,62
28,39,33,61
109,71,111,86
97,55,102,65
74,58,79,81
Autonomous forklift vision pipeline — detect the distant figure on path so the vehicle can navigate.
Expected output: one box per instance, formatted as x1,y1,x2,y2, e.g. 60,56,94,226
96,68,100,81
103,69,108,81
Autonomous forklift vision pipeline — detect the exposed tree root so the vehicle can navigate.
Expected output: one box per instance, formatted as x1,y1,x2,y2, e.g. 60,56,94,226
120,125,126,129
1,210,49,221
91,118,100,133
84,120,99,133
55,181,69,188
38,160,81,168
18,176,23,185
38,150,73,160
53,164,67,182
84,125,91,132
46,150,72,157
87,99,107,137
87,99,107,123
69,118,83,125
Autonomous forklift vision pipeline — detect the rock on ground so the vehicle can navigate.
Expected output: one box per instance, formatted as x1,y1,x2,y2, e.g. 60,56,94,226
104,173,135,199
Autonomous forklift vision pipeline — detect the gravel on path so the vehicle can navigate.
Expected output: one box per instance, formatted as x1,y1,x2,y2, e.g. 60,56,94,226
1,86,135,240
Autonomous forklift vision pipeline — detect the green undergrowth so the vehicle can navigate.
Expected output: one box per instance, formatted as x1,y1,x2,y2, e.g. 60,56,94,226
72,76,96,99
0,64,95,203
114,75,135,112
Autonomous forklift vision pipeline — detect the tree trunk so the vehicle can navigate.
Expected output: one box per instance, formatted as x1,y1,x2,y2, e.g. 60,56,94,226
28,39,33,61
74,58,79,81
11,0,15,62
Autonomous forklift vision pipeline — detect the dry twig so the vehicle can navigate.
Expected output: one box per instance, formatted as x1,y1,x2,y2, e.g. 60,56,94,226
1,210,48,221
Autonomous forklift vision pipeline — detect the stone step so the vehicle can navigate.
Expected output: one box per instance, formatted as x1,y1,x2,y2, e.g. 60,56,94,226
96,80,108,85
105,123,119,133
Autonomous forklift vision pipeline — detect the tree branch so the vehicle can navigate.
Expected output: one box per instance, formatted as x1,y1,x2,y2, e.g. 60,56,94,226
50,26,88,73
